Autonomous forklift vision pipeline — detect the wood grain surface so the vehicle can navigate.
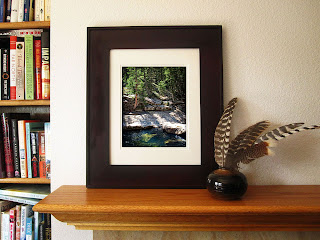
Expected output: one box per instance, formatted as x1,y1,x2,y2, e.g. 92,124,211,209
33,185,320,231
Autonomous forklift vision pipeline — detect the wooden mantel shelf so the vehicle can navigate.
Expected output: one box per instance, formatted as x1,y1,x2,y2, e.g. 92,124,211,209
33,185,320,231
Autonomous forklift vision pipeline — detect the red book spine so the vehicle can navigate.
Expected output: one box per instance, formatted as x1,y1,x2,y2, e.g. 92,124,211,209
9,208,16,240
10,36,17,100
1,113,14,178
39,131,46,178
35,39,42,99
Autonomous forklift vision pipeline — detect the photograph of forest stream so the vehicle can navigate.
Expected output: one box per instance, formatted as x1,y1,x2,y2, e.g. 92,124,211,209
122,67,187,147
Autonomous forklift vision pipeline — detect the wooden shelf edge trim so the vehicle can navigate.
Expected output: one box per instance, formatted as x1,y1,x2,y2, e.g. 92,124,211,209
33,185,320,231
0,21,50,29
0,178,51,184
0,100,50,106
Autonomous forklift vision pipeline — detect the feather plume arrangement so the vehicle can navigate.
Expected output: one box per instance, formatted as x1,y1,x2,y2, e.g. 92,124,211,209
214,98,320,171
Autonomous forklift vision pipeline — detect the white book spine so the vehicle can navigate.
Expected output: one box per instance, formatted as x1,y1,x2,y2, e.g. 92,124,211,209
10,0,19,22
2,211,10,240
35,0,40,21
18,0,25,22
18,121,27,178
44,0,50,21
20,205,32,240
16,42,25,100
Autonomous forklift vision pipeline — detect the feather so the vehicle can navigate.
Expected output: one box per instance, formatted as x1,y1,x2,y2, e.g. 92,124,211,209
214,98,237,167
227,120,270,157
256,123,304,143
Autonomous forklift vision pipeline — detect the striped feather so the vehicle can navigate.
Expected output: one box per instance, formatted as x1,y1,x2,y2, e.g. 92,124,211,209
227,121,270,158
214,98,237,167
256,123,304,143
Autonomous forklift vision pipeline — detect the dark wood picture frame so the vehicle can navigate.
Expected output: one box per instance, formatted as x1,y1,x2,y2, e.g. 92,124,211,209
87,26,223,188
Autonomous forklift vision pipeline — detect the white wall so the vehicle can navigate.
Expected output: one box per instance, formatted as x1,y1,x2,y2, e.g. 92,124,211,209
51,0,320,239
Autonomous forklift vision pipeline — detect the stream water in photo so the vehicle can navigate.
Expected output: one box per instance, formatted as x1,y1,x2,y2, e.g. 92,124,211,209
122,128,186,147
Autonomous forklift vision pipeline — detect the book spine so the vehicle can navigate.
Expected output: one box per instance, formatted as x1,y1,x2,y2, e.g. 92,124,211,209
11,118,21,177
34,38,42,99
41,31,49,99
15,205,21,240
26,216,33,240
20,205,33,240
44,213,50,240
44,0,49,21
31,132,39,178
39,0,43,21
28,0,34,21
0,194,39,205
38,131,45,178
16,40,24,99
0,117,6,178
44,122,50,179
2,211,10,240
25,122,32,178
23,0,29,21
0,188,47,199
2,48,10,100
10,35,17,99
18,120,27,178
6,0,12,22
38,220,44,240
9,208,16,240
1,113,14,178
0,0,6,22
24,34,34,100
17,0,24,21
0,200,16,212
34,0,39,21
34,212,41,240
10,0,18,22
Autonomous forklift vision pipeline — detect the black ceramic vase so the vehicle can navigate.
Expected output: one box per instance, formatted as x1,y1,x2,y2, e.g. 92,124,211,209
206,168,248,200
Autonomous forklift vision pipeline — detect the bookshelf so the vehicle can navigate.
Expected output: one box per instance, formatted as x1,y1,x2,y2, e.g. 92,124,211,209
0,22,51,184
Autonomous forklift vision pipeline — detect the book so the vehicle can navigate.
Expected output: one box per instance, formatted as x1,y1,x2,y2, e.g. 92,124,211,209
38,220,44,240
0,185,50,200
9,207,16,240
41,31,49,99
26,216,33,240
38,131,45,178
23,0,30,21
11,118,21,177
34,38,42,99
16,39,24,99
0,194,40,205
20,204,33,240
44,0,49,21
26,122,44,178
0,123,6,178
34,0,44,21
10,0,18,22
9,35,17,99
6,0,12,22
18,120,39,178
34,212,42,240
24,34,34,100
2,48,10,100
44,122,50,179
17,0,24,22
1,210,10,240
1,113,30,178
0,0,6,22
44,213,50,240
29,0,34,21
0,200,16,211
15,204,21,240
30,132,39,178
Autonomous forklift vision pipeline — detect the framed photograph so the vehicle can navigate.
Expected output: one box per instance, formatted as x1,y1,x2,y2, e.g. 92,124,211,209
87,26,223,188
